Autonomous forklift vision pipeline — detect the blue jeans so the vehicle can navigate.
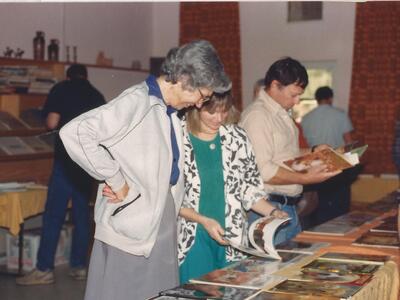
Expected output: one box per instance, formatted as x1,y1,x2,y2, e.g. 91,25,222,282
248,196,302,245
37,160,91,271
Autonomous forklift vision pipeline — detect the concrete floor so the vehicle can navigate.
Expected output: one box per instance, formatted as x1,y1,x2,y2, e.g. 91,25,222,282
0,265,86,300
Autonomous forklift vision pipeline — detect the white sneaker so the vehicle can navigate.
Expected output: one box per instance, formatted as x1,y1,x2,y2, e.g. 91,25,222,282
16,269,55,285
69,267,87,280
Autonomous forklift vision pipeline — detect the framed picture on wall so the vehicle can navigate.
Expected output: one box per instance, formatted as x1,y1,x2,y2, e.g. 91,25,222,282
288,2,323,22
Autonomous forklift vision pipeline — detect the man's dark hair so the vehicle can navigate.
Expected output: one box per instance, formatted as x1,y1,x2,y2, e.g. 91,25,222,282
315,86,334,102
66,64,88,80
264,57,308,89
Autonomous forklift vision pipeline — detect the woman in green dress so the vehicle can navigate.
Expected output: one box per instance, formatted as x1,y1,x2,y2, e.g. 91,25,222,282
177,92,287,284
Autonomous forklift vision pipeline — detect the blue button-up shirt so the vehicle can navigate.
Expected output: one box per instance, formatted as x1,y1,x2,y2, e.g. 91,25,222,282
146,75,180,185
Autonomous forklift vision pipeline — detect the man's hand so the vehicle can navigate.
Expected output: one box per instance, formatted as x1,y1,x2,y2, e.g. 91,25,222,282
302,164,341,185
103,183,129,203
312,144,331,152
200,217,228,245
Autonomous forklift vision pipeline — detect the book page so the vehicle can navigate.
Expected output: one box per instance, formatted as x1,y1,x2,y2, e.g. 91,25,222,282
248,216,291,259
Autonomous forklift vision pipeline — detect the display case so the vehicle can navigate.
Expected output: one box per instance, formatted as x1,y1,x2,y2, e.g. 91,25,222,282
0,58,62,184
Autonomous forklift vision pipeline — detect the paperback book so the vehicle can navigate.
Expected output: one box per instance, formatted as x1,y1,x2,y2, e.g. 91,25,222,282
352,230,400,249
227,216,290,259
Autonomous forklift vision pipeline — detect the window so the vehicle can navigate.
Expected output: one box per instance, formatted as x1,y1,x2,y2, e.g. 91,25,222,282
288,2,323,22
291,61,335,123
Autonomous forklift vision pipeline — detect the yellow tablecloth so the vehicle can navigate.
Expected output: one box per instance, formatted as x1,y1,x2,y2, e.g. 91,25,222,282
0,188,47,236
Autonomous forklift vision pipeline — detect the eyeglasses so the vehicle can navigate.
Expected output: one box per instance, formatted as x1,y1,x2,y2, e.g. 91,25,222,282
197,88,212,103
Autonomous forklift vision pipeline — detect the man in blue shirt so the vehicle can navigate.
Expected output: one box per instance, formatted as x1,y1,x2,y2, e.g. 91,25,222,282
301,86,353,149
301,86,358,225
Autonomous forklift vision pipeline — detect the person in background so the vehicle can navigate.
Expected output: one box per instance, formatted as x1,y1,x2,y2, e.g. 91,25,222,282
177,92,287,283
240,57,339,244
302,86,359,225
301,86,353,149
253,78,265,100
59,40,231,300
17,64,106,285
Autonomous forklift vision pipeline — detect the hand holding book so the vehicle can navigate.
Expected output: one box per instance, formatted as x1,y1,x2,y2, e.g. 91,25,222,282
284,144,367,173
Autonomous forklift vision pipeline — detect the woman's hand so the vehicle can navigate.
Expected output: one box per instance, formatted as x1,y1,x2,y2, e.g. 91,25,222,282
200,216,229,246
270,208,288,219
103,183,129,203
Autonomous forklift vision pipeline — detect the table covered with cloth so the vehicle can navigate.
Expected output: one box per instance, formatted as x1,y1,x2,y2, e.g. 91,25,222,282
295,208,399,300
0,187,47,236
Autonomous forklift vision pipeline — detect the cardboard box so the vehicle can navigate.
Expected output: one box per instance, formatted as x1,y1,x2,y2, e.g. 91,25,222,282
6,225,72,271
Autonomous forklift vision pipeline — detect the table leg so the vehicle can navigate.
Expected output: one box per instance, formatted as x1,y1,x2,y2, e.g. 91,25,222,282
18,223,24,275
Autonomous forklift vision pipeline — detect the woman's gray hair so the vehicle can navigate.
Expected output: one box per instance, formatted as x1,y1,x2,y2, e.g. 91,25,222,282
160,40,231,93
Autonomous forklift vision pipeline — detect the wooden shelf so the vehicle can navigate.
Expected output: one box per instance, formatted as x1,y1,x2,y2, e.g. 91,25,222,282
0,152,53,162
0,128,46,137
0,57,149,73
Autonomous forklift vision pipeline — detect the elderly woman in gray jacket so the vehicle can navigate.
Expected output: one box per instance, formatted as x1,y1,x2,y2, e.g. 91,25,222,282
60,40,231,300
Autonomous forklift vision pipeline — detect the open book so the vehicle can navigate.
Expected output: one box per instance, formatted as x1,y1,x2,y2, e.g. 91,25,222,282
227,216,290,260
283,145,367,172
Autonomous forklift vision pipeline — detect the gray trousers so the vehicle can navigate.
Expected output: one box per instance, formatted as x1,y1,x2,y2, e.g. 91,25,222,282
84,191,178,300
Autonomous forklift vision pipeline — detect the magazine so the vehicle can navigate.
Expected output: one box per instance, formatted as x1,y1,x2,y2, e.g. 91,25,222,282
370,216,397,233
303,222,356,236
318,252,390,265
283,148,359,173
190,268,285,290
302,259,379,275
275,240,330,254
303,211,378,236
160,283,257,300
248,290,337,300
352,230,400,249
266,279,362,299
276,267,373,286
148,296,195,300
227,216,290,259
224,252,310,276
367,191,400,213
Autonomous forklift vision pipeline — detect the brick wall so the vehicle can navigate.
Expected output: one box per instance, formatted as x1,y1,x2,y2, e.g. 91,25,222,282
180,2,242,110
349,2,400,174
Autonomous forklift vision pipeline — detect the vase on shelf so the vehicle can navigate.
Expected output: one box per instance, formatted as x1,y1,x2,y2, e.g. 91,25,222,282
33,31,45,61
47,39,59,61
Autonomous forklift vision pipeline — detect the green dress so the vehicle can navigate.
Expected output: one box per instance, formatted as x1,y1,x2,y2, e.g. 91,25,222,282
179,133,228,284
